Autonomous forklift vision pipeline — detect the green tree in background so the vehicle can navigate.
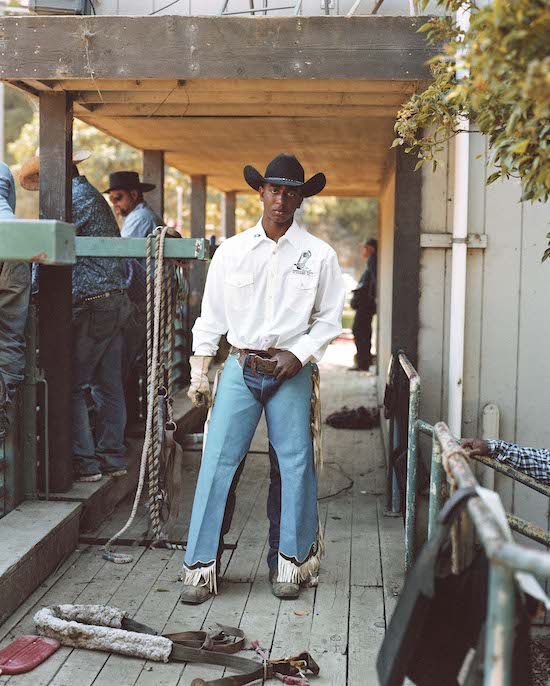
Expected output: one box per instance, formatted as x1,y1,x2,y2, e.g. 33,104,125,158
4,88,35,166
394,0,550,203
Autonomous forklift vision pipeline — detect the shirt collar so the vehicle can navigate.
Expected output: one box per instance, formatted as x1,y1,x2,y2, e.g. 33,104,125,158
130,201,146,214
249,218,304,250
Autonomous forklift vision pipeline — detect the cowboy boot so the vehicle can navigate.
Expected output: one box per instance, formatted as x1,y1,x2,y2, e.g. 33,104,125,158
180,584,213,605
269,570,299,600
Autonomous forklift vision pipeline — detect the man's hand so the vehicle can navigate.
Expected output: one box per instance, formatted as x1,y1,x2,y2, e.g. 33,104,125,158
187,355,214,409
461,438,490,457
271,351,302,382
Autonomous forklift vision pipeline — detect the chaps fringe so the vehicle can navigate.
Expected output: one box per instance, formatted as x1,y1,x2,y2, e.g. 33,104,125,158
277,549,322,585
311,366,323,473
182,560,218,594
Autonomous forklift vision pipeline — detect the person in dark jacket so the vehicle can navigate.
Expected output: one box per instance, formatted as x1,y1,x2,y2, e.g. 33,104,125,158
350,238,377,371
0,162,30,435
20,154,131,482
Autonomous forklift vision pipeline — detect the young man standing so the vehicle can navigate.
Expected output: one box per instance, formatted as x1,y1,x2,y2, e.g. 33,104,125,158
181,154,346,603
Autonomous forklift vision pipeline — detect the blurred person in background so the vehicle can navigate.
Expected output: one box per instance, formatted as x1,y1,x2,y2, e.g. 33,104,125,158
349,238,377,371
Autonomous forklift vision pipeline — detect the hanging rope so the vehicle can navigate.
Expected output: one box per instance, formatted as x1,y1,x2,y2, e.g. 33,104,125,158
103,227,182,563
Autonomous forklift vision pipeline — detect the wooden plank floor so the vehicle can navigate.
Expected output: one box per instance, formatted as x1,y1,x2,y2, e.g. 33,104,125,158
0,340,405,686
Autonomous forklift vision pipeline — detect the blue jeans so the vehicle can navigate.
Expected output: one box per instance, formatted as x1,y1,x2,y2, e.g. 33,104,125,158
219,440,281,574
72,293,131,476
0,262,30,401
184,353,319,583
218,355,282,572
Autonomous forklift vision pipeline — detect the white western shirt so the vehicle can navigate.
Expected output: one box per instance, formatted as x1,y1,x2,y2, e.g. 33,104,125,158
192,220,346,364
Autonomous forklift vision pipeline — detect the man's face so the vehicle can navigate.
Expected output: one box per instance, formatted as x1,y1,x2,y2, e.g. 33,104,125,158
259,183,303,225
109,189,140,218
361,244,375,259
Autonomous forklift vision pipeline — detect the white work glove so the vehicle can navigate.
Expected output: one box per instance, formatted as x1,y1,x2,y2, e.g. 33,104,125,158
187,355,214,408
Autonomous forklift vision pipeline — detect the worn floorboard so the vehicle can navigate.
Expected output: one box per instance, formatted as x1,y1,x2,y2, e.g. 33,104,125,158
0,341,405,686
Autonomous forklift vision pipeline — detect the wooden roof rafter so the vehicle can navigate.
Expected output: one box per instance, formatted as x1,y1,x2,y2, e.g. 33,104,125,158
0,15,435,197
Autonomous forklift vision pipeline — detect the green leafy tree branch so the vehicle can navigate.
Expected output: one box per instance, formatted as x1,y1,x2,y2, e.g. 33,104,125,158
393,0,550,204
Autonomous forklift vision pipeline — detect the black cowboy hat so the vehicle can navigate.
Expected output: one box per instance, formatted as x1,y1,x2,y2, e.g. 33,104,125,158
244,154,326,198
103,171,155,194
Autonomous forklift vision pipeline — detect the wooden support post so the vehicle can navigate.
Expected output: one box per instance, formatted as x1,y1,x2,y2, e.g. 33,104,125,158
190,174,207,326
38,92,73,493
391,146,421,366
142,150,164,219
223,191,236,239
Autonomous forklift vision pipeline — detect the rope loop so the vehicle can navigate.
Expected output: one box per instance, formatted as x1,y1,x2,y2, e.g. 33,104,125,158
104,226,182,556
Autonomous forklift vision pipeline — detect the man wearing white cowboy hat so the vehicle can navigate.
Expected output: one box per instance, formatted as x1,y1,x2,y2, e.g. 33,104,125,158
181,153,346,604
20,152,132,483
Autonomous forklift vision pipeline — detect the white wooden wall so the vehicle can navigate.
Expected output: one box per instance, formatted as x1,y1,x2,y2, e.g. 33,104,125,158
418,132,550,534
92,0,445,17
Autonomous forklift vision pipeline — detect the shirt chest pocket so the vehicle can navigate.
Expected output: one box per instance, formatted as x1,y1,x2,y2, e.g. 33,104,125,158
285,273,318,313
225,271,254,311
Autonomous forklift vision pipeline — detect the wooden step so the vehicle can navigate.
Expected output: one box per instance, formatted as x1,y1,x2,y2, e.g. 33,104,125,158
0,500,81,625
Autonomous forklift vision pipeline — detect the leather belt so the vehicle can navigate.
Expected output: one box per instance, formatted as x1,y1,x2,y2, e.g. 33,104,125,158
127,619,320,686
80,288,126,304
230,346,281,375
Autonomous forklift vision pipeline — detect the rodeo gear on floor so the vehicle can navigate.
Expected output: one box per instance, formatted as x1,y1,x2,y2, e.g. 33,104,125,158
34,604,320,686
325,405,380,430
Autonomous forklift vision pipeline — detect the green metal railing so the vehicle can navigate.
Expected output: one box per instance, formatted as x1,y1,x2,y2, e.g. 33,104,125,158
388,352,550,684
391,352,550,568
0,220,208,518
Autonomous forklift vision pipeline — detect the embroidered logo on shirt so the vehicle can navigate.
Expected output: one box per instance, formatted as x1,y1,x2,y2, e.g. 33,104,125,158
293,250,313,275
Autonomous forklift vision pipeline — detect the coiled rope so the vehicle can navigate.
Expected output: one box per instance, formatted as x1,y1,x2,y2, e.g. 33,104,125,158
103,227,181,563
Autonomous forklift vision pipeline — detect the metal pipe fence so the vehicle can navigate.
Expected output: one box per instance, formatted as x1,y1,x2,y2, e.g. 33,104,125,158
0,225,207,518
385,351,550,684
388,351,550,566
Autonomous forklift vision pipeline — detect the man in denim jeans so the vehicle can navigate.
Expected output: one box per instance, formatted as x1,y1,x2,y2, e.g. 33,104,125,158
181,155,346,604
0,162,30,437
21,155,131,482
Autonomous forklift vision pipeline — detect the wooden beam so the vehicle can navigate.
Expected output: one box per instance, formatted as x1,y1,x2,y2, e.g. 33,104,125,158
75,91,411,106
49,78,422,94
190,175,207,241
391,146,421,365
38,92,73,494
0,16,436,81
223,191,236,239
190,175,207,326
82,103,401,118
142,150,164,219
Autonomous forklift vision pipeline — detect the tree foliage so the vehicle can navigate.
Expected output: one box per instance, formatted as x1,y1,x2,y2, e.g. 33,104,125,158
393,0,550,203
